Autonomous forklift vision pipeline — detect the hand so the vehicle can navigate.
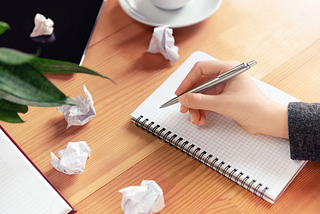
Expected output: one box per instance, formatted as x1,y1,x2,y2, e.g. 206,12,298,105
175,60,288,139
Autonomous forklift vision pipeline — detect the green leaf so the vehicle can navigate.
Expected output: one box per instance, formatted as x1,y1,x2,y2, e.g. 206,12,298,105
0,62,77,107
0,48,38,65
0,22,10,35
29,58,116,83
0,99,28,113
0,109,23,123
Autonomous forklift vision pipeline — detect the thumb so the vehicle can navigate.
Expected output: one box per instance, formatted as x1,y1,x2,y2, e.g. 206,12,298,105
179,93,225,113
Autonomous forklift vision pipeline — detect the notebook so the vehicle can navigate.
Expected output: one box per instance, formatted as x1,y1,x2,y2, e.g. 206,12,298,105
130,51,307,204
0,126,76,214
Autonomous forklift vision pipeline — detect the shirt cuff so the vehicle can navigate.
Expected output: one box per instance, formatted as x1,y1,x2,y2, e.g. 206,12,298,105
288,102,320,160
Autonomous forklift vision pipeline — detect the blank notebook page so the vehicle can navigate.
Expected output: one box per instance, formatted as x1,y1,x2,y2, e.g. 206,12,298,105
131,51,307,203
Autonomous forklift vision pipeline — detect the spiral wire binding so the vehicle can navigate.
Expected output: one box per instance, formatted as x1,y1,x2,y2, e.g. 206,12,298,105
133,115,269,200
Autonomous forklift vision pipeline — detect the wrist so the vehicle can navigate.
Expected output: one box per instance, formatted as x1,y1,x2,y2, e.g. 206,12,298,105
259,103,289,139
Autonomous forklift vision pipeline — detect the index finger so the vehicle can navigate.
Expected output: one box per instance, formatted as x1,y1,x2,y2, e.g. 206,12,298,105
175,60,239,96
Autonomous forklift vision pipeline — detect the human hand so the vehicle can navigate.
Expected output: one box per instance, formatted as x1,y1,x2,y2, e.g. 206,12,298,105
175,60,288,139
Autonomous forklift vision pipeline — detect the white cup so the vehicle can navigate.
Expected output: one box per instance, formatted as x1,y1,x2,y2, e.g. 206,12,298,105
151,0,190,10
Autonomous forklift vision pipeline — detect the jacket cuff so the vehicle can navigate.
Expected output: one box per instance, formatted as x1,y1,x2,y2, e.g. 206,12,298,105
288,102,320,160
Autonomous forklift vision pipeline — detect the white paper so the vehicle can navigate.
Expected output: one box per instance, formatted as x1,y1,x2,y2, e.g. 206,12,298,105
147,26,179,65
119,180,165,214
57,85,96,129
51,141,91,175
0,129,74,214
30,13,54,37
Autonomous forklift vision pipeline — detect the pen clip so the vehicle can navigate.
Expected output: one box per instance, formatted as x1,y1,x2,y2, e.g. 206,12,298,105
218,63,246,79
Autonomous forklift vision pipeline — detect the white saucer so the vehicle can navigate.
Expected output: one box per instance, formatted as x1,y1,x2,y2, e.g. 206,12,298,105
118,0,222,28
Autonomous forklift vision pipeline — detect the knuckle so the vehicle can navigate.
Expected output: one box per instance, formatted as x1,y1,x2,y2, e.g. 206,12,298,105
193,61,204,69
189,93,203,109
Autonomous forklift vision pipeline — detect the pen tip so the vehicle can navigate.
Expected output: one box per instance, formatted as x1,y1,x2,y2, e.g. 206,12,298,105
160,97,179,109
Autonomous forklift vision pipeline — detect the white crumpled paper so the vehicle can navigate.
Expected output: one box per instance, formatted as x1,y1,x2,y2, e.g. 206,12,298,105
51,141,91,175
30,13,54,37
57,85,96,129
146,25,179,65
119,180,165,214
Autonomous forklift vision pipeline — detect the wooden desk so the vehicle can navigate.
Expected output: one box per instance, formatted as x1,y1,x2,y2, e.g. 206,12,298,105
2,0,320,213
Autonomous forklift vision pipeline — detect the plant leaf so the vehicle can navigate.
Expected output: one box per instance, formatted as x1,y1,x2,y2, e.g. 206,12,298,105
29,57,115,83
0,48,38,65
0,99,28,113
0,22,10,35
0,62,77,107
0,109,24,123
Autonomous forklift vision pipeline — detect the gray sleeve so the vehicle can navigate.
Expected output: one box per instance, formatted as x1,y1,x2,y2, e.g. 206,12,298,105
288,102,320,160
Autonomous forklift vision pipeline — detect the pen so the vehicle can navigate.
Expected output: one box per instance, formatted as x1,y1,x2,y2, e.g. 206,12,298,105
160,60,257,109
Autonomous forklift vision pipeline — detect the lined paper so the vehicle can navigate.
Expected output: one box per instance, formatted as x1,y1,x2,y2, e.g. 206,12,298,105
0,158,46,213
0,129,73,214
131,51,307,203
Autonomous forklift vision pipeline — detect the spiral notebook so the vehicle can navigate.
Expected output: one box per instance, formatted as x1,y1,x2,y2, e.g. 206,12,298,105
131,51,307,204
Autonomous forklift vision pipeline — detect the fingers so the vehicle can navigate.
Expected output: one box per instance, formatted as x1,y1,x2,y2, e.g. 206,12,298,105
176,60,240,126
175,60,239,96
180,105,189,114
198,110,207,125
180,102,208,125
180,106,207,125
189,109,200,125
179,93,216,126
179,93,223,113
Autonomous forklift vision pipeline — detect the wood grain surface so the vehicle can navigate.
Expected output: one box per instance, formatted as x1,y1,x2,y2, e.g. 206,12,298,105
2,0,320,213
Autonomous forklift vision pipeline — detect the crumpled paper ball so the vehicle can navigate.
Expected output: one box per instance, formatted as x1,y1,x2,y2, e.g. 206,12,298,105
57,85,96,129
51,141,91,175
119,180,165,214
30,13,54,37
147,25,179,65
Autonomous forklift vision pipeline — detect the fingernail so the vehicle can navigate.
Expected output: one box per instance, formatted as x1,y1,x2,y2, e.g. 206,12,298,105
190,115,197,125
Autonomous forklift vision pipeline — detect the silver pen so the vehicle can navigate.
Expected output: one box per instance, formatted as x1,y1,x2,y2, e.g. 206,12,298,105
160,60,257,109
